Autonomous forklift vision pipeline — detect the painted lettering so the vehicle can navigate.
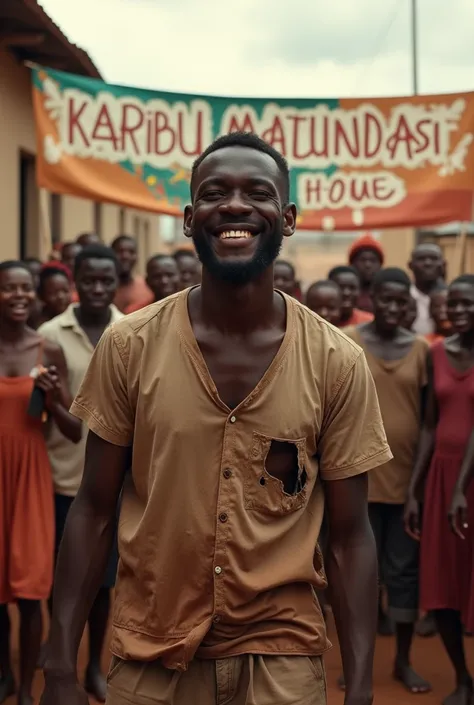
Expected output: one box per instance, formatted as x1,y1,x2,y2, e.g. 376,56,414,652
298,171,406,211
51,88,470,180
121,103,144,154
59,90,213,168
67,97,89,147
178,110,204,156
153,112,175,155
91,103,119,149
262,115,287,156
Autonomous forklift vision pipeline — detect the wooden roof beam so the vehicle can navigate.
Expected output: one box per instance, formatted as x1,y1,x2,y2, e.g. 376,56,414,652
0,31,46,48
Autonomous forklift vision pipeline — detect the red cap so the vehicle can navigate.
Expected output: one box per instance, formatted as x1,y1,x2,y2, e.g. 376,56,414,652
40,260,73,282
348,233,384,265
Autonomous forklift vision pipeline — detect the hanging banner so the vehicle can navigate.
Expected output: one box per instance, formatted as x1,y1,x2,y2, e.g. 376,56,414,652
32,67,474,230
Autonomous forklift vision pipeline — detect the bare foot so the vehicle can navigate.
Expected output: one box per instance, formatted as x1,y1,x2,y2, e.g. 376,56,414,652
85,665,107,703
0,673,15,704
416,613,437,638
378,612,395,637
337,674,345,691
394,663,431,694
443,682,473,705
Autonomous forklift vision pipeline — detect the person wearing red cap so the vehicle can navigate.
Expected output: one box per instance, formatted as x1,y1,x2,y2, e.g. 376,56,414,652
348,234,384,313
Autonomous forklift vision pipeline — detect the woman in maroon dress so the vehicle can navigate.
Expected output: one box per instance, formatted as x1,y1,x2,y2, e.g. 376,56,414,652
405,274,474,705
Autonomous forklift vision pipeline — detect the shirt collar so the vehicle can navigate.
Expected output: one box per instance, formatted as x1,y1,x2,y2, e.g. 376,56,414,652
59,303,123,329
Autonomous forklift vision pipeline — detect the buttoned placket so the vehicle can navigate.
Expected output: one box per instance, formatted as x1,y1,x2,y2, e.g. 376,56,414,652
211,411,240,623
176,290,295,631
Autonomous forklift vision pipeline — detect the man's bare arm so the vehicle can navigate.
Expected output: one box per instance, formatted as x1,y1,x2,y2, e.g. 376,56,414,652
325,472,377,705
44,431,129,680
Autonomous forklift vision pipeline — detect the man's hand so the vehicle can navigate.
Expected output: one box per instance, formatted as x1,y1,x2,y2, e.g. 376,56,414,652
35,365,62,411
404,494,421,541
40,674,89,705
449,487,469,539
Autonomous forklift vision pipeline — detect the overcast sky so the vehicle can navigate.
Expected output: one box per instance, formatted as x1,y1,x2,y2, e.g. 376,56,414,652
41,0,474,97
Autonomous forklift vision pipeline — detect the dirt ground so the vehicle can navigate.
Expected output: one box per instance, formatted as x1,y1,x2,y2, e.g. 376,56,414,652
4,604,474,705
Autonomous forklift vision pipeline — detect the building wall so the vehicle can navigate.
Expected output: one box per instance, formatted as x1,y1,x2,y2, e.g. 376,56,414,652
0,49,162,270
0,48,37,260
379,228,416,271
61,196,95,240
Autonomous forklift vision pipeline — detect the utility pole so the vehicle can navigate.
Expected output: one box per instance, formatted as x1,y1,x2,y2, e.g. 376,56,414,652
411,0,418,95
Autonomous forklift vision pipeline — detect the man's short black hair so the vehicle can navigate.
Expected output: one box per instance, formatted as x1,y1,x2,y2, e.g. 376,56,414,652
111,234,136,250
147,253,177,267
328,265,360,281
306,279,341,296
191,132,290,202
0,260,31,275
274,259,296,278
173,248,197,262
450,274,474,288
74,245,119,278
22,257,42,266
410,243,443,259
372,267,411,292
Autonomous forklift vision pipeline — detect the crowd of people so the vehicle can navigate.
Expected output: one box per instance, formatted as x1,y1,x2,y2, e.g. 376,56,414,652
0,135,473,705
0,235,201,705
276,234,474,705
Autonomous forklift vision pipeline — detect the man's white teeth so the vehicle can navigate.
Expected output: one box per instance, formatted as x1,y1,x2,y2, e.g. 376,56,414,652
219,230,253,240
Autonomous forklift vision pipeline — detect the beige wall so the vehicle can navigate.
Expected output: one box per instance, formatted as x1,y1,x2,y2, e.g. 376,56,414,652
379,228,416,271
61,196,95,241
0,49,37,260
0,49,162,267
281,236,352,289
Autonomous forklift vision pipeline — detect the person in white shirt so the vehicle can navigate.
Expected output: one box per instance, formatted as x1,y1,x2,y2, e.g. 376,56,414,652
38,245,123,702
409,244,445,336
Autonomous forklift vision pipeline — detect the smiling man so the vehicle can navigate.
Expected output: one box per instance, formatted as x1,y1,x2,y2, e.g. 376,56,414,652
41,133,392,705
38,245,123,702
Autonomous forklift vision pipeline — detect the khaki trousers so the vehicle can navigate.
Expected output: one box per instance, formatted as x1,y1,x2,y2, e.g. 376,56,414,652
106,654,327,705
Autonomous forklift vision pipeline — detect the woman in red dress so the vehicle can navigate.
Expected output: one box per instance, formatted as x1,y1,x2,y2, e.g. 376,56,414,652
405,274,474,705
0,261,80,705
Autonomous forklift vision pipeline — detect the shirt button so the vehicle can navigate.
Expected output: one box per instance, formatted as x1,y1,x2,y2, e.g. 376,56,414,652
223,469,232,479
214,566,222,575
230,415,236,424
219,512,228,523
213,614,221,623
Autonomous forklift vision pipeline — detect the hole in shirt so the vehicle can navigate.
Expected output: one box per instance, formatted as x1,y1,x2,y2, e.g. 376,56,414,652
265,440,307,496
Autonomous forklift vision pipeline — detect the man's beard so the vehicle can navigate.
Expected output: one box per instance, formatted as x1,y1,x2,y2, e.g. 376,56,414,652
192,228,284,286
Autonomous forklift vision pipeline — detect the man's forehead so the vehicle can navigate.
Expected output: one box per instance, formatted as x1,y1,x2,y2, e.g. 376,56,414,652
414,245,442,257
80,259,115,272
150,257,176,269
275,263,293,275
195,146,281,183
